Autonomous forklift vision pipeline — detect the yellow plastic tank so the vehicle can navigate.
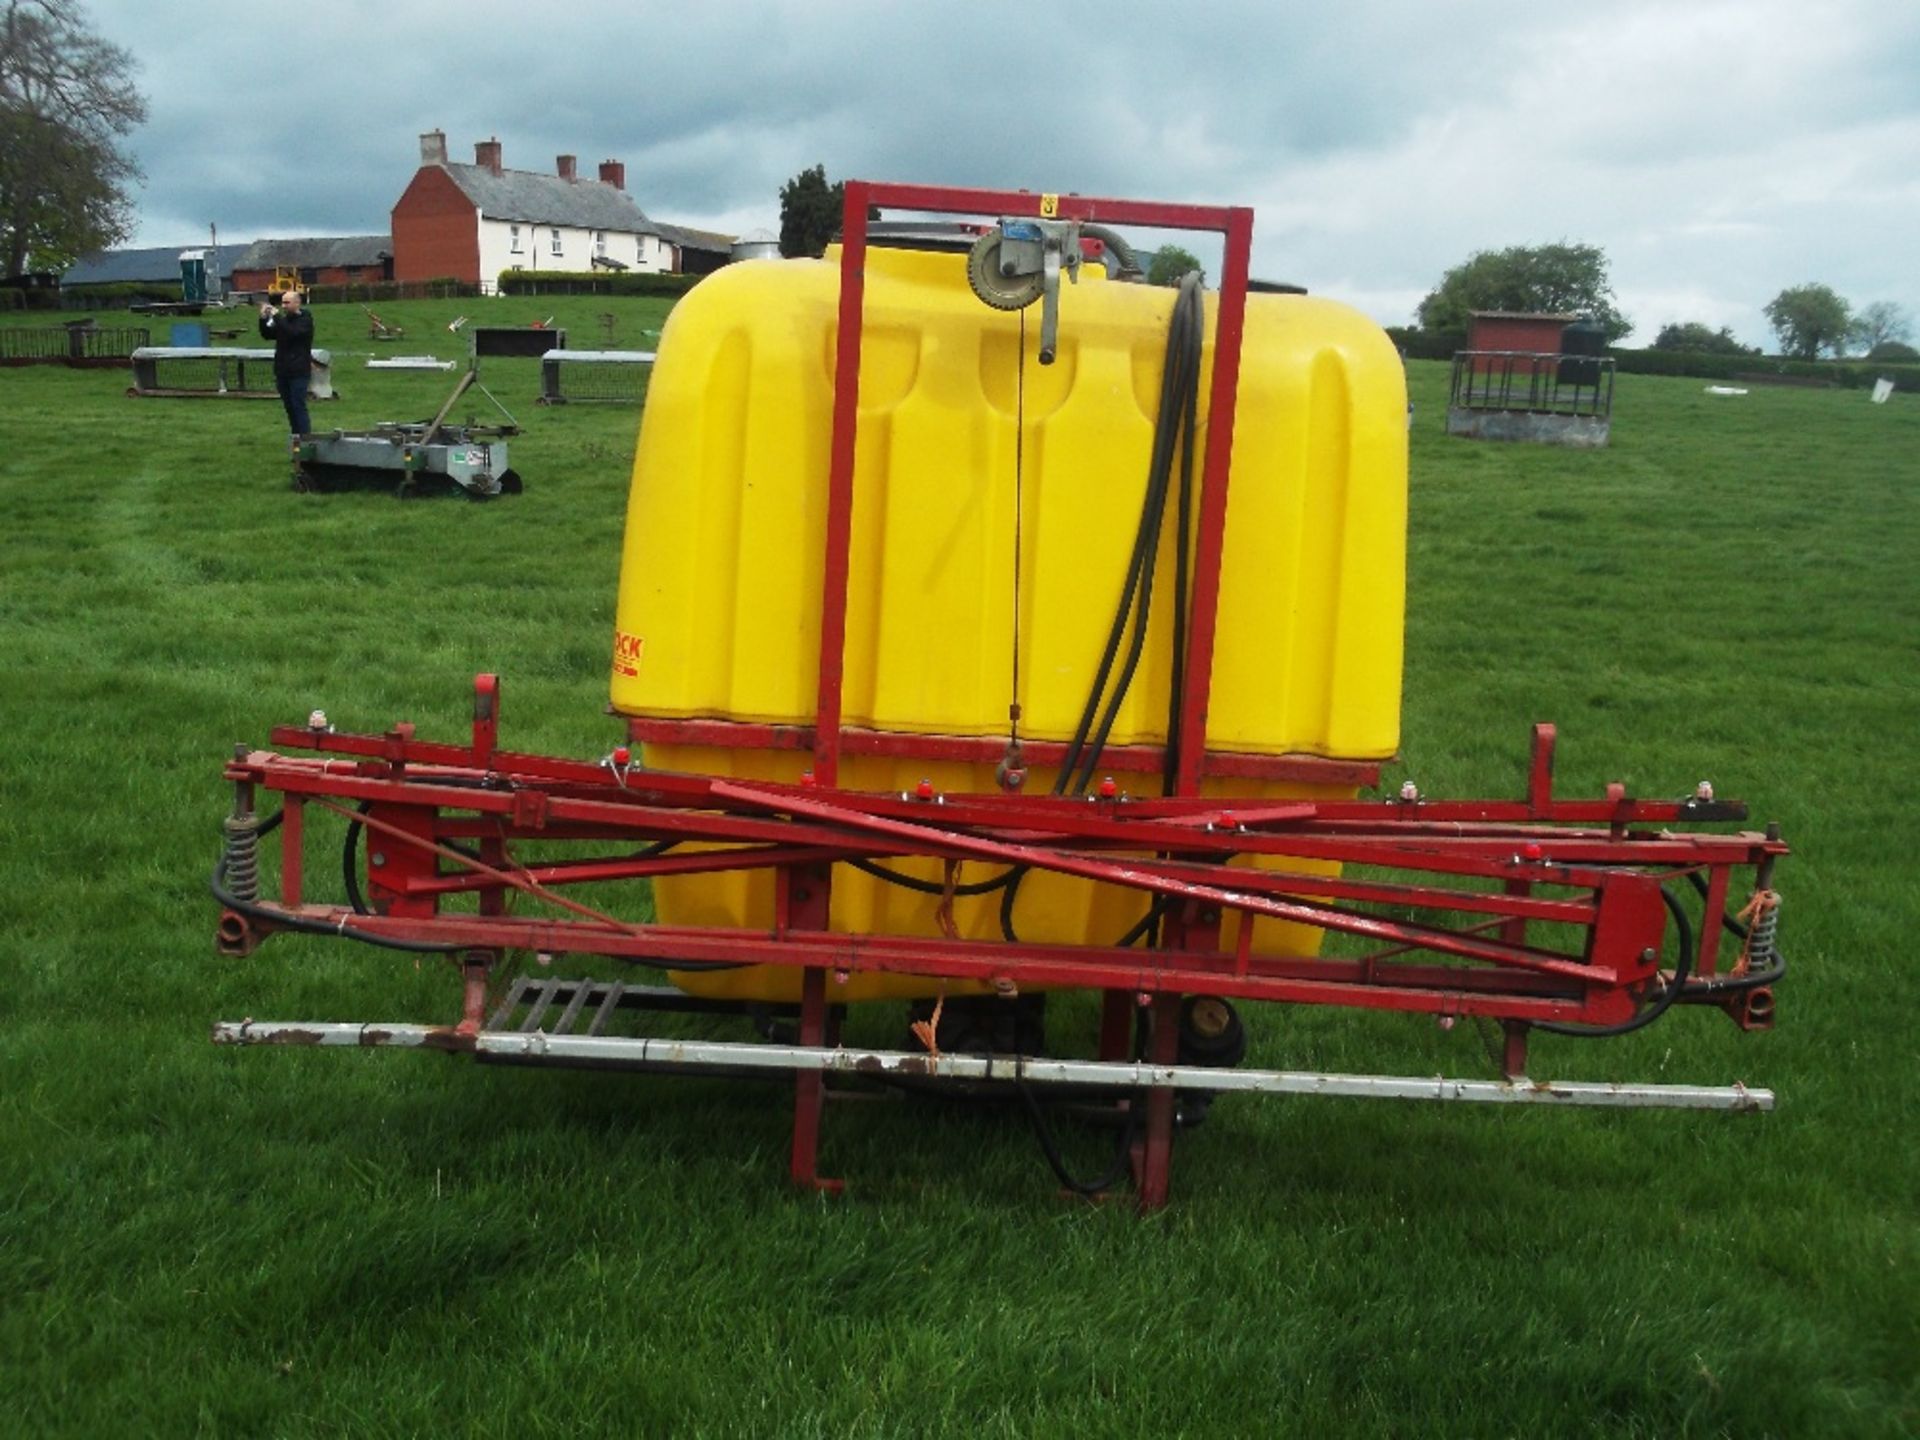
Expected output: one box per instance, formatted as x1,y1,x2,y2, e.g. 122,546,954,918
611,242,1407,1000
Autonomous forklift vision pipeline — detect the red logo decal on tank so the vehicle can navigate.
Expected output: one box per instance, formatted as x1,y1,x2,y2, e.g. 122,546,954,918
612,629,645,677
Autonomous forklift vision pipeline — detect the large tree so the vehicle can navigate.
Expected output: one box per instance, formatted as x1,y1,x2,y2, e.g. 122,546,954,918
1649,321,1756,356
778,164,844,260
1763,283,1851,360
0,0,146,277
1848,300,1912,356
1416,241,1630,342
1146,244,1202,287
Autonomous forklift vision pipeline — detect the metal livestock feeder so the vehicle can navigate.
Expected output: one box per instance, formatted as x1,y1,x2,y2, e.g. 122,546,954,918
537,348,656,404
209,183,1788,1209
129,345,335,400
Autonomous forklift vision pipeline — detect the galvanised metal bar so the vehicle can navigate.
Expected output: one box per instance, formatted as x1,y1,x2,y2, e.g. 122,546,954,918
209,1022,1774,1113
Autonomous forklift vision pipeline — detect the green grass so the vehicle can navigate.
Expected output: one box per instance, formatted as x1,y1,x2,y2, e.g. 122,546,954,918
1,308,1916,1437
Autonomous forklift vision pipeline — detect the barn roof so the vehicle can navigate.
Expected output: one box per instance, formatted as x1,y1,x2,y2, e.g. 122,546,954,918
64,244,239,286
653,222,735,256
230,235,392,270
442,163,655,233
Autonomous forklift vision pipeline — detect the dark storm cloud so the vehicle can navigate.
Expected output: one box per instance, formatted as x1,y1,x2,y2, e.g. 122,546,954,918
93,0,1920,345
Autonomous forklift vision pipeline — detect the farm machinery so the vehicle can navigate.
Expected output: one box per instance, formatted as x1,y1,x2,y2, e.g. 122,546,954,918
210,184,1787,1208
291,368,521,497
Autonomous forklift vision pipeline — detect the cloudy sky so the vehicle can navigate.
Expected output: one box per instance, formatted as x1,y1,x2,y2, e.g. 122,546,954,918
99,0,1917,347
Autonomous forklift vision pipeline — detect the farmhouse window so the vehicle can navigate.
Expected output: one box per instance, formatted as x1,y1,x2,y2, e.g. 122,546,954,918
509,224,521,254
595,231,607,257
551,228,563,256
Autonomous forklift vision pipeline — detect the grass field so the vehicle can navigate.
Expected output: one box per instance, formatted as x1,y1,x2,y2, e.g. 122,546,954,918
1,295,1915,1437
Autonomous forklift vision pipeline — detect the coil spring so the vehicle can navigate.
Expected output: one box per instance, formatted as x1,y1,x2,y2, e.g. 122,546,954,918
1743,890,1780,968
223,812,261,903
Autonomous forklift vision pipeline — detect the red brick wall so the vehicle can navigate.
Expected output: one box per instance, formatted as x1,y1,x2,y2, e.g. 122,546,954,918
392,166,479,284
232,263,391,291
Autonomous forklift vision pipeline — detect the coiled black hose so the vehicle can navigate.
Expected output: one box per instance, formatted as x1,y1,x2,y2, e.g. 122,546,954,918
1538,884,1694,1037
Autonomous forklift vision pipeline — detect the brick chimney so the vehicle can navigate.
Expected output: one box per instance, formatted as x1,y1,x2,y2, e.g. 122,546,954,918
475,138,503,175
419,129,447,166
597,159,625,190
557,154,577,182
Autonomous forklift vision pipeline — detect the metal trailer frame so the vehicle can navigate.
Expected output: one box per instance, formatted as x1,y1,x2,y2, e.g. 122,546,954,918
212,183,1789,1209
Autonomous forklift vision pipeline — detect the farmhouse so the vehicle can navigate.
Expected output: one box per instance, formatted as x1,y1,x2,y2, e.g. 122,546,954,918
393,131,730,290
228,236,393,292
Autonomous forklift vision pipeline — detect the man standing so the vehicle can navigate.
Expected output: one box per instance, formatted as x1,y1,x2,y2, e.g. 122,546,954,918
258,289,315,440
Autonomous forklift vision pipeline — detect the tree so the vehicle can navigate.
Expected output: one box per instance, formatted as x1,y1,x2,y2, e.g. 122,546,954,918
1146,244,1202,287
1416,241,1630,342
1649,322,1756,356
1868,340,1919,363
1848,300,1912,356
1763,283,1851,360
0,1,146,277
778,164,845,260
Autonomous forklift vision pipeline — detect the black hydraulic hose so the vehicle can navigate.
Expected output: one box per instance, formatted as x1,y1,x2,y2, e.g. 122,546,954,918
1000,281,1206,943
219,807,739,967
344,803,372,914
1162,274,1203,795
848,857,1018,898
213,810,464,955
1057,281,1199,791
1674,870,1788,994
1018,1079,1141,1197
1538,884,1694,1037
1016,1007,1147,1195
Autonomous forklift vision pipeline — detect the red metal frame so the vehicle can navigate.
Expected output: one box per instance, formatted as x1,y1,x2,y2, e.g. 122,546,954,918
221,677,1785,1206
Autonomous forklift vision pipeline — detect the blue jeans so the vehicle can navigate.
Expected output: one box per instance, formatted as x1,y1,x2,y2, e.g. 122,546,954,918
276,371,311,437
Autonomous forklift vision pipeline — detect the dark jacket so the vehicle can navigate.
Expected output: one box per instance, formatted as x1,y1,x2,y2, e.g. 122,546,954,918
259,307,315,377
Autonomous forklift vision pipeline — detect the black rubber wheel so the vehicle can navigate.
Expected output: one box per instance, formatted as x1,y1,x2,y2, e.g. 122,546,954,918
1177,995,1248,1069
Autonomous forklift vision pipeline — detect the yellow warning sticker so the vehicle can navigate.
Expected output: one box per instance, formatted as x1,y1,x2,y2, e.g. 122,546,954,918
1039,193,1059,218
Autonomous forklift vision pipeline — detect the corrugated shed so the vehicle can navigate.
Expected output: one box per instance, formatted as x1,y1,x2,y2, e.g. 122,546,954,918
229,235,392,270
64,244,239,286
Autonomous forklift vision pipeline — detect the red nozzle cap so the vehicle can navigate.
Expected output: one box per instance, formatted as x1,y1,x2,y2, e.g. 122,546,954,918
1218,810,1236,828
1097,776,1118,799
1521,842,1543,860
611,745,631,766
799,769,816,788
915,778,935,800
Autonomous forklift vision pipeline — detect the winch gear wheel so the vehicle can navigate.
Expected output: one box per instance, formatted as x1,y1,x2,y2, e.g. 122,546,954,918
967,233,1046,311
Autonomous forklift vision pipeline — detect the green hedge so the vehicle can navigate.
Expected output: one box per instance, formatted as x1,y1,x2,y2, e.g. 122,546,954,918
60,281,179,309
1608,348,1920,389
1385,326,1465,361
497,269,700,299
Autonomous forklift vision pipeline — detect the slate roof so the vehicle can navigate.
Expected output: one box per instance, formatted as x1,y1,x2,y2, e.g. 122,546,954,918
653,222,736,256
230,235,391,270
441,162,654,233
64,243,239,286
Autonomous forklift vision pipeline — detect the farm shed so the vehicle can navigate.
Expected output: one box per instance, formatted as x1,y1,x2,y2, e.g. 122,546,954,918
229,236,393,293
